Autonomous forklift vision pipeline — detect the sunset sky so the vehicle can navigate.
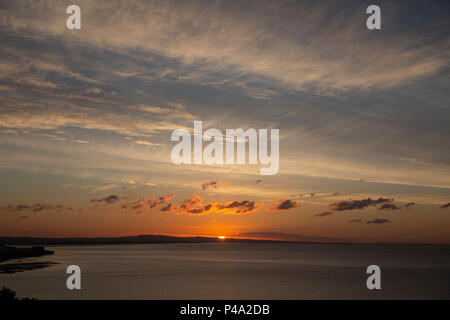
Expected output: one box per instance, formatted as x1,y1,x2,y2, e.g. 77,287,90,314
0,0,449,243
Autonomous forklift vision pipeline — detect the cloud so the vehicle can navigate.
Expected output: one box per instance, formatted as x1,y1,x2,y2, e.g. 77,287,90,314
122,193,176,212
160,203,175,212
1,1,446,93
404,202,416,208
179,197,262,215
145,182,156,187
134,140,163,146
72,139,89,144
366,218,391,224
139,194,265,215
348,219,362,223
90,195,120,204
91,184,121,192
329,197,392,211
159,194,175,202
440,203,450,209
177,195,203,210
378,203,401,210
0,101,189,138
202,181,227,191
31,204,65,212
3,203,66,212
0,1,448,194
216,200,261,214
314,212,334,217
268,199,300,211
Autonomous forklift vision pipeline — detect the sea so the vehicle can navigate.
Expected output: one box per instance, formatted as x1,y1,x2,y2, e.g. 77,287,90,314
1,242,449,299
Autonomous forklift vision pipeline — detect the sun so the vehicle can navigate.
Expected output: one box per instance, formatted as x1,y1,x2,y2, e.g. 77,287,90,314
218,236,226,240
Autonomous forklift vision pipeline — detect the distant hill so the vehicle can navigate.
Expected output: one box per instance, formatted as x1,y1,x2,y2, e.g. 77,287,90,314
0,235,289,246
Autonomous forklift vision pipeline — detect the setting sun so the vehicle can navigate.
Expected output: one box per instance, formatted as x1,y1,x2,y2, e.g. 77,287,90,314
218,236,226,240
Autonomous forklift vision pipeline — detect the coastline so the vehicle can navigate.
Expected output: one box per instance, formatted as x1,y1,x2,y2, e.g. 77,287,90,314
0,245,56,274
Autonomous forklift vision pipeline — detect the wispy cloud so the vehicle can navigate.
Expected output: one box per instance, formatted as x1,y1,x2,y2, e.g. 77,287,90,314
314,212,334,217
3,203,68,212
366,218,391,224
329,197,392,211
1,1,447,93
90,195,120,204
134,140,163,146
378,203,401,210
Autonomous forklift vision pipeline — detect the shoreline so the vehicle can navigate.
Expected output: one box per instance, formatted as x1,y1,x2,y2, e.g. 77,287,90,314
0,245,56,274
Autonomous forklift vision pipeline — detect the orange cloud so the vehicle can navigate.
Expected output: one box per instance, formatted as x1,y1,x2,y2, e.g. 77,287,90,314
155,194,263,215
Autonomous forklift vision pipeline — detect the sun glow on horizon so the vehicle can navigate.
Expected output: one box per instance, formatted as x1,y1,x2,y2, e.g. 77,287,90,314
218,236,226,240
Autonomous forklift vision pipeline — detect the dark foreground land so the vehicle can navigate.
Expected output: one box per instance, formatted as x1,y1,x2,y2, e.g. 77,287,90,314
0,245,56,274
0,245,54,262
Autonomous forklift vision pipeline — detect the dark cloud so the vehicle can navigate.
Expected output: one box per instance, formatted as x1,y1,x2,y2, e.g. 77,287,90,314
4,203,65,212
404,202,415,208
124,194,175,212
439,203,450,209
32,204,65,212
378,203,401,210
314,212,334,217
255,180,262,184
202,181,227,191
366,218,391,224
17,215,28,220
217,200,258,214
269,199,299,211
132,202,145,210
124,193,261,215
161,203,174,212
159,194,174,202
6,204,32,211
329,197,392,211
91,195,119,204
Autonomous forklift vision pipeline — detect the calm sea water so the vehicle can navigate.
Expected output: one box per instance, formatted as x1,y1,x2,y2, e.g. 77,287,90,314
1,243,449,299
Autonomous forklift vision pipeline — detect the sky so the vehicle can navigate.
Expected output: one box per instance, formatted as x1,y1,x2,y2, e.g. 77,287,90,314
0,0,449,243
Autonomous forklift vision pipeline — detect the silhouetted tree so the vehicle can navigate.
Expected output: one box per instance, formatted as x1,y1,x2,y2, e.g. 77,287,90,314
0,287,18,301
